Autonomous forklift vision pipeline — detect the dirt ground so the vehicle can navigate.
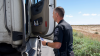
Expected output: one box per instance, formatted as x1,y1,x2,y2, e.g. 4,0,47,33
71,25,100,41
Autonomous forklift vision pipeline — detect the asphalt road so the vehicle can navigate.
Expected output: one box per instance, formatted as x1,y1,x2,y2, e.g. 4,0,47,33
41,39,55,56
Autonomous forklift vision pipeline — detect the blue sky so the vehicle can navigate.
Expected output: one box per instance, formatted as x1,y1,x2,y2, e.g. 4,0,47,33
57,0,100,25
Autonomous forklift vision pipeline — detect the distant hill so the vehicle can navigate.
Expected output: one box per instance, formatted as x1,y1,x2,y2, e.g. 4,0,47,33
71,24,100,26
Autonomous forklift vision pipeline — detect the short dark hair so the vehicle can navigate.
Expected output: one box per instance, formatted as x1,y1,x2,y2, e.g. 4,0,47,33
55,7,65,17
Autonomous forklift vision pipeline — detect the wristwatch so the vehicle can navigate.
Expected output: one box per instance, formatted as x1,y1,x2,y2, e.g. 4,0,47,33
46,42,48,46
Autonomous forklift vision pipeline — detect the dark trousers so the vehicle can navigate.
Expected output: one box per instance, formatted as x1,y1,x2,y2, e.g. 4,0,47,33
54,50,74,56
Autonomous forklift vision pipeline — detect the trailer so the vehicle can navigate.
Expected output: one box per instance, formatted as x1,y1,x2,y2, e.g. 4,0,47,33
0,0,56,56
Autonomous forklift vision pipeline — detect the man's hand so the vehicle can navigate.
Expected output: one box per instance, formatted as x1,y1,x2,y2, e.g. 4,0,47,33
42,40,61,49
42,40,47,46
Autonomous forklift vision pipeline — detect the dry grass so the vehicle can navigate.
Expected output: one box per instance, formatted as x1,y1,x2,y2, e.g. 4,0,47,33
72,25,100,41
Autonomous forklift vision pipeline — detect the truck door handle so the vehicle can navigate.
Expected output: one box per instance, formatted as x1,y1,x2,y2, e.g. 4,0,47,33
49,4,54,7
49,5,52,7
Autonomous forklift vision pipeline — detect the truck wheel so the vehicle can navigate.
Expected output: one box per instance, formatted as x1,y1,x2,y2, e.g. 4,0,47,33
37,40,41,56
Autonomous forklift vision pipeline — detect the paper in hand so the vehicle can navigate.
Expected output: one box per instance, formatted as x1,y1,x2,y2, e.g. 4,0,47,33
39,36,44,41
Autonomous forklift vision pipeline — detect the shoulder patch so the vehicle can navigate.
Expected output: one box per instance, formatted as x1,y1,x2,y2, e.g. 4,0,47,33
55,28,59,35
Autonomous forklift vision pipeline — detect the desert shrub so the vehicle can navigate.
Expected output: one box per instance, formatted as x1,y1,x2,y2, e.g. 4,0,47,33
95,32,99,34
73,32,78,36
78,33,84,38
73,31,100,56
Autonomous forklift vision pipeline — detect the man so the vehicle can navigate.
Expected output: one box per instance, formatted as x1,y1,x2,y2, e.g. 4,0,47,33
42,7,74,56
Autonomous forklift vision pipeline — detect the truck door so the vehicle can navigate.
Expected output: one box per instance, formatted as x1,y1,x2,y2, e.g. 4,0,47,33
31,0,56,38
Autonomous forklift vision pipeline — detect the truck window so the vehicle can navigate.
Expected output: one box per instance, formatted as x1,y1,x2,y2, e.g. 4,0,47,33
38,0,41,2
30,0,42,5
35,0,41,4
35,0,37,4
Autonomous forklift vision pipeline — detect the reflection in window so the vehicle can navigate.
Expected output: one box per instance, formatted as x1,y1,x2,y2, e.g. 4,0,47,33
38,0,41,2
31,0,42,4
25,0,26,4
35,0,37,4
31,0,35,4
34,0,41,4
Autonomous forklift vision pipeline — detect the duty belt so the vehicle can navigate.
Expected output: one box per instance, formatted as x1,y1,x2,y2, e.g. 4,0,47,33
53,49,67,56
60,51,67,56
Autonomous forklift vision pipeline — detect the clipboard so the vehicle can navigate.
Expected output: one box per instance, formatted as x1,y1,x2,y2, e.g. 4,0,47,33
39,36,44,41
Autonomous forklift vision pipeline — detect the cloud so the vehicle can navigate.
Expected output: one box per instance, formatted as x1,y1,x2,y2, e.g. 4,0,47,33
69,16,73,17
91,14,97,16
66,15,73,17
83,14,90,16
78,11,81,14
83,13,97,16
66,15,69,17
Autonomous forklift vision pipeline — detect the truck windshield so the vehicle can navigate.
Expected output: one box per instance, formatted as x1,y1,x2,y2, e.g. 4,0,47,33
25,0,42,4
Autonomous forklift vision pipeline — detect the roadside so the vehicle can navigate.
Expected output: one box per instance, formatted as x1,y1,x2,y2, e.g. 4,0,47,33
72,25,100,41
73,30,100,56
41,39,55,56
75,30,100,41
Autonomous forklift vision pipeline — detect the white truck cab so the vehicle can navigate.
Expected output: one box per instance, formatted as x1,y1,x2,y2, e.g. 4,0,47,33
0,0,56,56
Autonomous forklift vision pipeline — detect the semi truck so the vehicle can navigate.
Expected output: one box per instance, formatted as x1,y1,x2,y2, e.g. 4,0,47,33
0,0,56,56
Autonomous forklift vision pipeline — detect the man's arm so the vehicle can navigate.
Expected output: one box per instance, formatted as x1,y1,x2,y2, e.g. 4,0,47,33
42,41,62,49
42,26,63,49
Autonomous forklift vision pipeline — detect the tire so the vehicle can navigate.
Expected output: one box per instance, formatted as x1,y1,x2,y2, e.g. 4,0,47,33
0,43,17,54
0,43,21,56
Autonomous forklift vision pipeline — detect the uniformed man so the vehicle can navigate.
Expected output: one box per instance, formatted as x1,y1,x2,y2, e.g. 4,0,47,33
42,7,74,56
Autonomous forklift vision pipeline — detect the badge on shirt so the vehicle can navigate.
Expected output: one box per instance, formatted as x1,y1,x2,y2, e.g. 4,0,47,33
55,28,59,35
